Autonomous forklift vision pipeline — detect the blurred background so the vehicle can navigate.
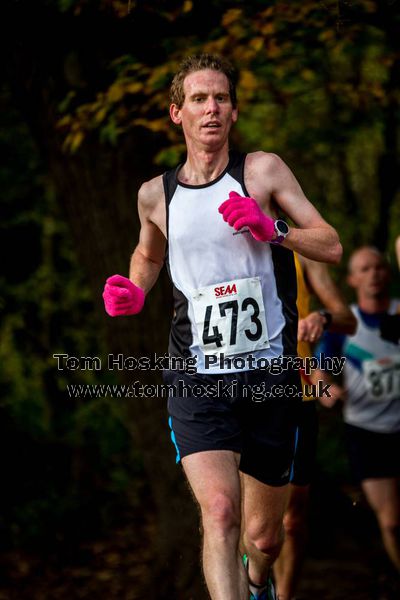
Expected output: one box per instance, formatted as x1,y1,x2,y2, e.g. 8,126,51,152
1,1,399,598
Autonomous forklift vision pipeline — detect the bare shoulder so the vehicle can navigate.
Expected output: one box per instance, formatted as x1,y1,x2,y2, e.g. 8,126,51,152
137,174,166,236
244,151,293,208
246,151,288,175
138,174,164,211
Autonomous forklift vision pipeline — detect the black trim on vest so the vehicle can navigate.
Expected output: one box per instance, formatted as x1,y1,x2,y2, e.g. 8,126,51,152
226,150,250,196
163,169,179,208
167,283,193,358
163,167,179,271
163,168,192,356
164,150,247,191
271,245,298,357
175,152,232,190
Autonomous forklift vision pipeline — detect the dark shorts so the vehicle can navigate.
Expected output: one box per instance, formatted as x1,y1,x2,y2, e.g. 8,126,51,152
289,400,318,486
164,367,302,487
345,423,400,482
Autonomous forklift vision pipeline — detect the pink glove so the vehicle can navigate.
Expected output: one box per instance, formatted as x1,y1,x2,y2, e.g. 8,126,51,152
103,274,145,317
218,191,275,242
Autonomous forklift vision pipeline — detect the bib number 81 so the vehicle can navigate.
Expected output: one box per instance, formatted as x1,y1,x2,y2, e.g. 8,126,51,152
366,365,400,400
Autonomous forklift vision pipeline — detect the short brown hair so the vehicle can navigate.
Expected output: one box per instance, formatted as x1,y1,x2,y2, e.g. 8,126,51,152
170,53,238,109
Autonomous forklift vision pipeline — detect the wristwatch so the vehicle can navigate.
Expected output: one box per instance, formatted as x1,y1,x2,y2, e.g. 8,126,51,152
319,309,332,330
271,219,290,244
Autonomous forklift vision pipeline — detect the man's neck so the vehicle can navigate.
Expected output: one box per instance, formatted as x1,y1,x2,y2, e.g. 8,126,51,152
358,295,390,314
179,147,230,185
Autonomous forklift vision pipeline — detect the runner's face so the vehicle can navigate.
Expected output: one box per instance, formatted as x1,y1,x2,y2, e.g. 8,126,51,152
170,69,238,149
348,250,390,298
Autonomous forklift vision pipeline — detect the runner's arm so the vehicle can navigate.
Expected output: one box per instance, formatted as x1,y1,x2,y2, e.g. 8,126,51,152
396,235,400,271
129,180,166,293
265,154,342,264
314,332,347,407
299,257,357,340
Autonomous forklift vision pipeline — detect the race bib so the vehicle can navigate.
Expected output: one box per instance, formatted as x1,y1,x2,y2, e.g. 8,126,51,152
191,277,270,357
362,354,400,402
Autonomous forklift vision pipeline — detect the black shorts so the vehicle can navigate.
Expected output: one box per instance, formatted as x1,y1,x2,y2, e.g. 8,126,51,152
164,367,302,487
289,400,318,486
345,423,400,482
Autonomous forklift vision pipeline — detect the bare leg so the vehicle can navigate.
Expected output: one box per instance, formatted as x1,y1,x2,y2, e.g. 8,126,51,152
273,484,310,600
182,450,249,600
241,472,289,586
362,477,400,572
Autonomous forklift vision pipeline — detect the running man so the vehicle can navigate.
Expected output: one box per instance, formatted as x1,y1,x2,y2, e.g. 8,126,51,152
273,254,356,600
318,247,400,573
103,54,342,600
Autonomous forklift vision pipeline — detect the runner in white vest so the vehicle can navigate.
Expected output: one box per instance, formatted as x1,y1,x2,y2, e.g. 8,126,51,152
318,246,400,573
103,54,342,600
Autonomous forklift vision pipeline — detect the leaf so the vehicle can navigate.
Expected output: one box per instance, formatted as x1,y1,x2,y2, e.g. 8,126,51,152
132,117,168,132
301,69,315,82
56,115,73,129
107,82,126,103
125,81,143,94
94,107,108,124
222,8,242,28
249,37,265,53
240,70,258,92
69,131,84,152
203,37,230,54
319,29,335,43
182,0,193,13
260,22,275,36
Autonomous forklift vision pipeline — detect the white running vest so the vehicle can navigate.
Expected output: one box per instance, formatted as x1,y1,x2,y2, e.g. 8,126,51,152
163,151,298,374
343,301,400,433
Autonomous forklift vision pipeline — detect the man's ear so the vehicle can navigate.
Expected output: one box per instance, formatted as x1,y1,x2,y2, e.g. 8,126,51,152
170,104,182,125
232,107,238,123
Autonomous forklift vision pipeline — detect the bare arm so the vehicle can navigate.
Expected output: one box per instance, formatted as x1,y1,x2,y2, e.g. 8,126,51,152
297,256,352,405
129,178,166,293
396,235,400,271
257,153,342,264
298,256,357,342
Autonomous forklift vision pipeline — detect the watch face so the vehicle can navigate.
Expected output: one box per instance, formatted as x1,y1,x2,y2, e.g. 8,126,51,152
276,220,289,235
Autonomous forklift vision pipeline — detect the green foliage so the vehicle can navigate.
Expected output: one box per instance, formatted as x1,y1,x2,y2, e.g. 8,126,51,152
51,0,400,258
58,0,77,11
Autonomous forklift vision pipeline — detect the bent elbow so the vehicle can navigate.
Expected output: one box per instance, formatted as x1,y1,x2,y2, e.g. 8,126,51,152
328,240,343,265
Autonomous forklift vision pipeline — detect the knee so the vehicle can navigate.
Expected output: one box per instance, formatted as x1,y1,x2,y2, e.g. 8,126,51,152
201,493,240,536
379,519,400,539
245,521,284,560
374,504,400,534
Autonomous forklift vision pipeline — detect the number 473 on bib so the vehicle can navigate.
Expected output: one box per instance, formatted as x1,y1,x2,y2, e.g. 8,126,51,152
191,277,270,357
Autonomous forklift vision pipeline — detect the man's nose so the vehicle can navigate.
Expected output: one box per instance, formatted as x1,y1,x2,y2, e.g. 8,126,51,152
205,97,219,113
